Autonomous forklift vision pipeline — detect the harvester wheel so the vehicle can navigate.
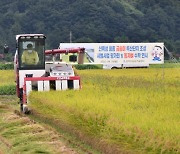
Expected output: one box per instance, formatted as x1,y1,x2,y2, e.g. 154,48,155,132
23,105,30,114
19,88,23,101
20,103,23,112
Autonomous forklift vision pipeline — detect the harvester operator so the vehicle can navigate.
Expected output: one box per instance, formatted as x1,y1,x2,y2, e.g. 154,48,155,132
21,44,39,65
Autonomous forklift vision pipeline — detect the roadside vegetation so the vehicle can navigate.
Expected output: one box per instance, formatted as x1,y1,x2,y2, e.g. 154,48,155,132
29,66,180,153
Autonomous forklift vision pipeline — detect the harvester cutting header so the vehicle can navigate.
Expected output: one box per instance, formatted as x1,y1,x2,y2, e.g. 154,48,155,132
12,34,85,113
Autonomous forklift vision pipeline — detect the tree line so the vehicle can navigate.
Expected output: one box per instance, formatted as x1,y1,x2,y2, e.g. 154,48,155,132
0,0,179,60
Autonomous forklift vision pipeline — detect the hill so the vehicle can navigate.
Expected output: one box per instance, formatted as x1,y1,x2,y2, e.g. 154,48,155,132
0,0,179,58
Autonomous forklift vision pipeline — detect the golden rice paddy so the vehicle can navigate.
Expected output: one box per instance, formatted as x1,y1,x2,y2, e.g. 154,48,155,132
29,67,180,153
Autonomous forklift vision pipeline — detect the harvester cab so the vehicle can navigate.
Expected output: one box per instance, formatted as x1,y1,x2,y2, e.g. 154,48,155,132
14,34,85,113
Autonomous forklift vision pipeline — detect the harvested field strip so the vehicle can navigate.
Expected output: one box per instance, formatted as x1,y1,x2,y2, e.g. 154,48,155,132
29,68,180,153
0,102,77,154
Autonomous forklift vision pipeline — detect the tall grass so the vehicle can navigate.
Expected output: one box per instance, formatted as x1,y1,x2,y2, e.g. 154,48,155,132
29,68,180,153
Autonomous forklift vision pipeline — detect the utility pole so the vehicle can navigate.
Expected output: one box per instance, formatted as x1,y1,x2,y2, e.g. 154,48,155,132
70,31,72,43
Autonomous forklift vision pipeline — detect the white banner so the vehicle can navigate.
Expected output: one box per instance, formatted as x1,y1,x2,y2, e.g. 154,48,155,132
59,43,164,64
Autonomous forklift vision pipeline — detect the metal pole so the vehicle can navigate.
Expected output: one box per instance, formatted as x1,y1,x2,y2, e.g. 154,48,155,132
70,31,72,43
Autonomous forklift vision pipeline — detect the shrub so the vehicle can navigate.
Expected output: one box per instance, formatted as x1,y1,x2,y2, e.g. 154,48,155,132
0,63,14,70
74,64,102,70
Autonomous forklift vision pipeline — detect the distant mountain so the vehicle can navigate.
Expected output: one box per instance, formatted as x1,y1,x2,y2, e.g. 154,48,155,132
0,0,179,58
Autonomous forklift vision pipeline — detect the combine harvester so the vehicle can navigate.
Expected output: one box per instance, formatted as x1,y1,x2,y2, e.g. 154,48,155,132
8,34,85,113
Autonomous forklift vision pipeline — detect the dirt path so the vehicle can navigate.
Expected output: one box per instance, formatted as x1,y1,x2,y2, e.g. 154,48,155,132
0,150,4,154
0,96,78,154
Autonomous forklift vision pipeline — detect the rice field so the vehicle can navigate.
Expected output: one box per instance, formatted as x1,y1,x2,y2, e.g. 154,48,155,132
0,70,16,95
0,70,15,86
29,67,180,153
